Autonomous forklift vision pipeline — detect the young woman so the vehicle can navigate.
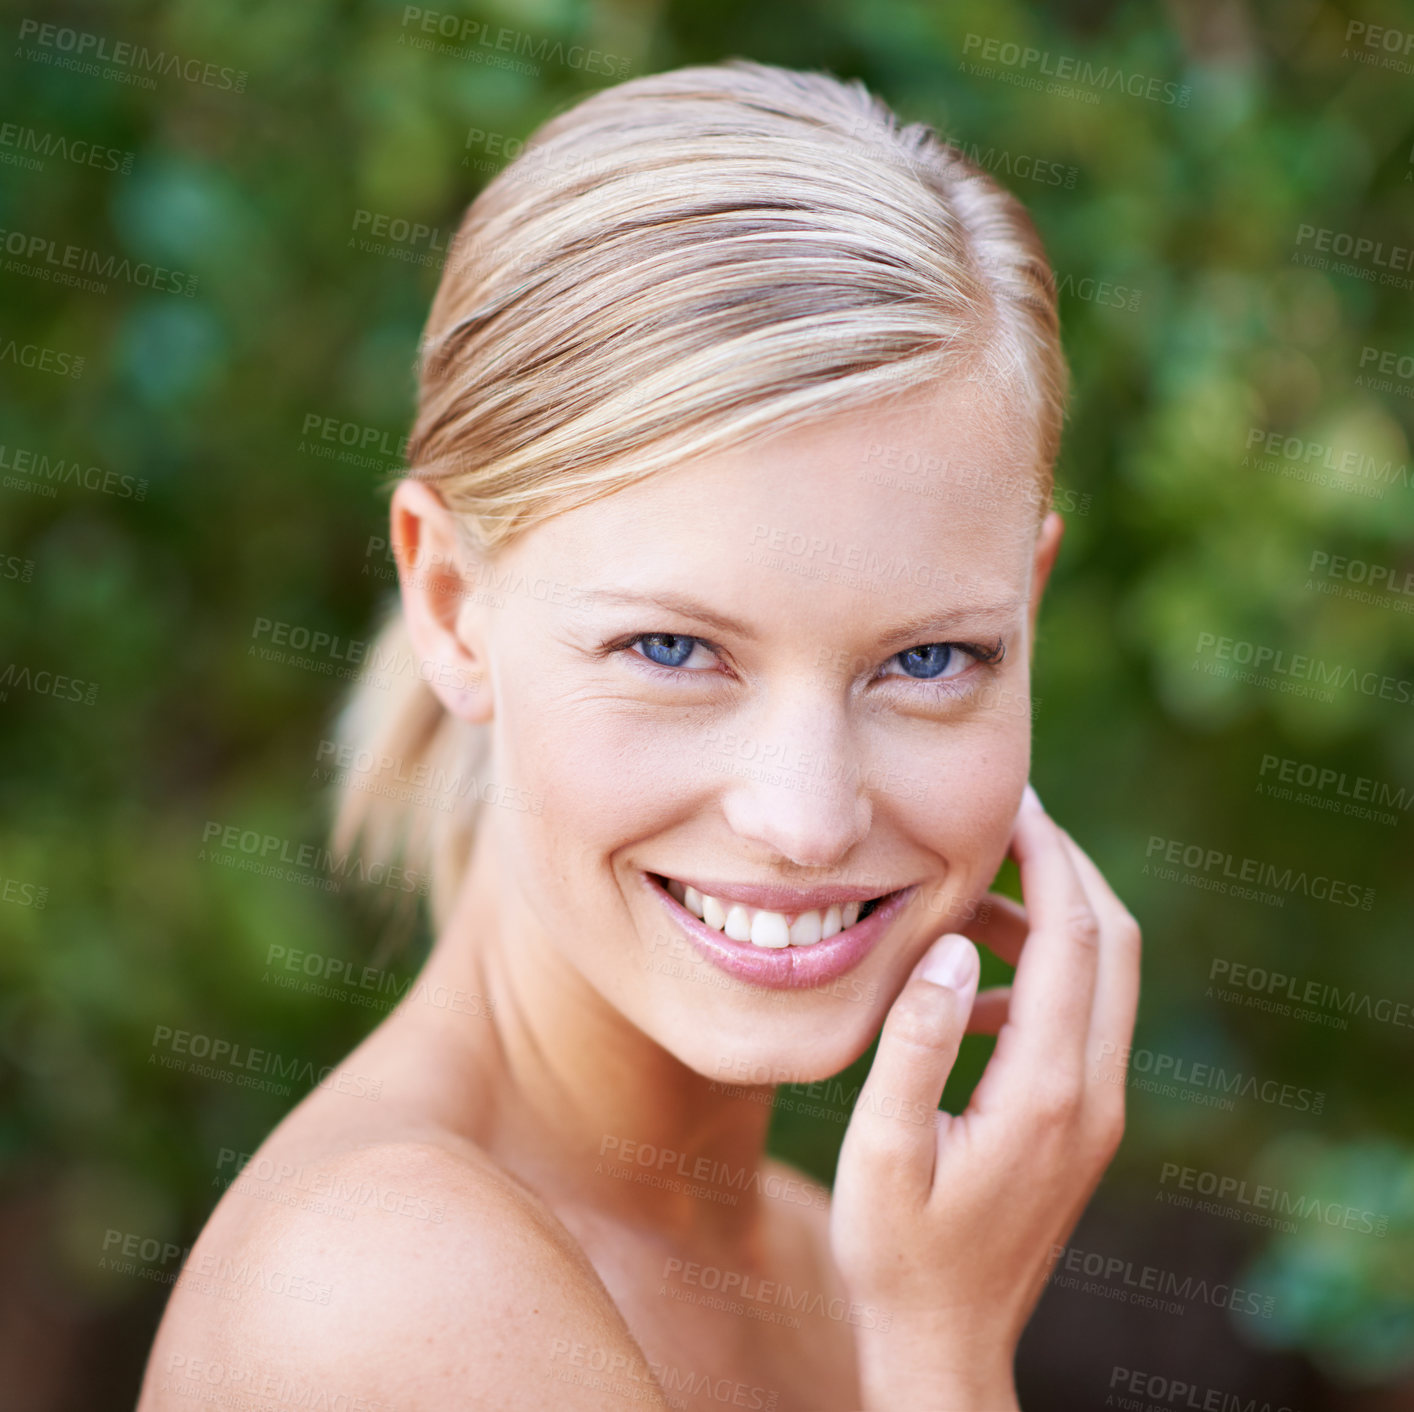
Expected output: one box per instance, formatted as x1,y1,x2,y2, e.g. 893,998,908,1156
138,59,1140,1412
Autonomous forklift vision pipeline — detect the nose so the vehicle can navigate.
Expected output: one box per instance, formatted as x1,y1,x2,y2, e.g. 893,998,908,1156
715,697,873,868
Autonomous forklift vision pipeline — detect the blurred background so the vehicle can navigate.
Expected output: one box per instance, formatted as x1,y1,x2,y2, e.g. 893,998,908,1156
2,0,1412,1406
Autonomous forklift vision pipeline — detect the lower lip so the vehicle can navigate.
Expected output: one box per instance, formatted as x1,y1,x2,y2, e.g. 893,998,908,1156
642,872,917,992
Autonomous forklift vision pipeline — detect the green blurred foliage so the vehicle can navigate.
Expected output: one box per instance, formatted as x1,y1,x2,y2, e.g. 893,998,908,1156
2,0,1412,1398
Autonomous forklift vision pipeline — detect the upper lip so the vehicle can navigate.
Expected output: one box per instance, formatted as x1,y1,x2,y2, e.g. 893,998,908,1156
650,872,905,913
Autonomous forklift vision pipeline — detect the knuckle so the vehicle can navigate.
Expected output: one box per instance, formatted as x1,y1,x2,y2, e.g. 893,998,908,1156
847,1114,929,1176
1063,905,1101,949
1030,1073,1083,1125
886,981,963,1053
1090,1099,1126,1161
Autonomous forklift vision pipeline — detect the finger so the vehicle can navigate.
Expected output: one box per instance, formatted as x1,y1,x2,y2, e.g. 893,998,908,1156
842,933,980,1195
956,892,1029,967
1055,829,1143,1083
977,786,1101,1101
966,986,1010,1034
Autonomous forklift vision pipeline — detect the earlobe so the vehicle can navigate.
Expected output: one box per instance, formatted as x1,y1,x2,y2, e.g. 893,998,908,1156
390,478,494,724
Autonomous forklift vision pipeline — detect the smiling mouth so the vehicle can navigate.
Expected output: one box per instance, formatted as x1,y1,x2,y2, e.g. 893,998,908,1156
647,873,897,950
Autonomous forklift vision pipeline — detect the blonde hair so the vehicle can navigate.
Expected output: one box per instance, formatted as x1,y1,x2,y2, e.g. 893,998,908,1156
328,58,1068,935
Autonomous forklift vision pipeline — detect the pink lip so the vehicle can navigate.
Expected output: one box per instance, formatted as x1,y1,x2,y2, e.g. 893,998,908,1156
641,871,917,991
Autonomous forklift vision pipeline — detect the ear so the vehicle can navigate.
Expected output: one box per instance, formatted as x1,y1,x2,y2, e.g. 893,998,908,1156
1026,510,1065,649
390,477,494,723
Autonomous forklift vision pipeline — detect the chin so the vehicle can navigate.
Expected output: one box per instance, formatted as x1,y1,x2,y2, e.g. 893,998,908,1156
648,986,902,1089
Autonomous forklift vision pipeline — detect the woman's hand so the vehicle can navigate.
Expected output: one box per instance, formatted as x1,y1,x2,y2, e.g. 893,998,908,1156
828,785,1142,1411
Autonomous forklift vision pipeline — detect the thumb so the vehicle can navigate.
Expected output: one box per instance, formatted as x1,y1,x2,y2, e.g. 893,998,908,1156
842,934,981,1197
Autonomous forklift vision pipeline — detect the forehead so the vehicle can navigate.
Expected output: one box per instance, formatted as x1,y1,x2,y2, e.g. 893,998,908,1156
528,376,1043,611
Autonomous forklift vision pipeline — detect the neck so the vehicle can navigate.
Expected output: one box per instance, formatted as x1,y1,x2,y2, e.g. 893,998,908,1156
396,824,783,1248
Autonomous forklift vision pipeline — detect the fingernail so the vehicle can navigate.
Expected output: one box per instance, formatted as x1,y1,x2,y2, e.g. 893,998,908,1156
1023,782,1043,811
919,934,978,992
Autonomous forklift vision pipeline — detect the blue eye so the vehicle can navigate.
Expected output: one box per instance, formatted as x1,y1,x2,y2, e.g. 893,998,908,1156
895,643,961,680
614,632,1004,696
634,633,701,669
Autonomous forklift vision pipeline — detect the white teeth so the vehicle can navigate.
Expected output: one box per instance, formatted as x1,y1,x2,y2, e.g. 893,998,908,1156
662,876,884,949
724,905,753,942
788,910,822,946
749,910,791,948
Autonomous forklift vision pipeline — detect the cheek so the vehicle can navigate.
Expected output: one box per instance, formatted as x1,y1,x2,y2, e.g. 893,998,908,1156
496,682,681,877
886,721,1030,888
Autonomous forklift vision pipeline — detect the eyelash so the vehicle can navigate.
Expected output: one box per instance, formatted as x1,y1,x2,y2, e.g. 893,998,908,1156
608,632,1006,698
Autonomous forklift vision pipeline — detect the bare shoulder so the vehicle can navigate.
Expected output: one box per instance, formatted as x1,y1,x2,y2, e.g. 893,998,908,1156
139,1138,673,1411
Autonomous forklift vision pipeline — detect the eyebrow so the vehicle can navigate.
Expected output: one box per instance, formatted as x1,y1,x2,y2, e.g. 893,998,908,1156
573,588,1027,647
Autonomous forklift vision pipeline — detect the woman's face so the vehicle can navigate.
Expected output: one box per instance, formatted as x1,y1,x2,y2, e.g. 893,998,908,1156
419,376,1062,1083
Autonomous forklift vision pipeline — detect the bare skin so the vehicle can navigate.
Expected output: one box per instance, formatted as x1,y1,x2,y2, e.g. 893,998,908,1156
137,378,1141,1411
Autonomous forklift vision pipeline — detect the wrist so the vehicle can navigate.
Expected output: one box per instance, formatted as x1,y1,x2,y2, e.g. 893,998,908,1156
861,1371,1019,1412
855,1326,1019,1412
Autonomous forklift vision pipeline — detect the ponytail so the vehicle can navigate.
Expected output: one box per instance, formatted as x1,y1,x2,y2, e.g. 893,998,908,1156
327,600,490,942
